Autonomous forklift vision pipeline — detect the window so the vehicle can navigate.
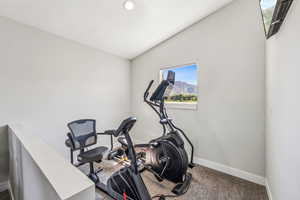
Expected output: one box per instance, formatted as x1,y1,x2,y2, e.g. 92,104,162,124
260,0,294,39
260,0,277,33
160,63,198,110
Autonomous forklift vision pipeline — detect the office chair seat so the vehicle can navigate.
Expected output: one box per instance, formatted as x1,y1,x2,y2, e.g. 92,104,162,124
78,146,108,163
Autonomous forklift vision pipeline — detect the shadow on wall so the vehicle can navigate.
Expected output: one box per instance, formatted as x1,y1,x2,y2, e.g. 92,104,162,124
0,125,9,185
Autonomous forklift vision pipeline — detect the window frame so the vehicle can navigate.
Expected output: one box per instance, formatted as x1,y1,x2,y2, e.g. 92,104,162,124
259,0,294,39
159,63,199,110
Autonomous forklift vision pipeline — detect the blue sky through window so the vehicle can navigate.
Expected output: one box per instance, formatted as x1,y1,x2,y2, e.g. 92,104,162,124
162,64,198,85
260,0,277,9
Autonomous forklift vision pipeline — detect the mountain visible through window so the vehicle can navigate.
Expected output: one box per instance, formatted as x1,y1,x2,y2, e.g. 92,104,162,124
160,64,198,106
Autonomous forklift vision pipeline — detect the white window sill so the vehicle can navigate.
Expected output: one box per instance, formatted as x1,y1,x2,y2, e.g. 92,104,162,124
165,102,198,110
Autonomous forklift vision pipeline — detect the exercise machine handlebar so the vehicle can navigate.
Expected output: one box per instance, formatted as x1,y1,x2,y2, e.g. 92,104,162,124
144,80,154,100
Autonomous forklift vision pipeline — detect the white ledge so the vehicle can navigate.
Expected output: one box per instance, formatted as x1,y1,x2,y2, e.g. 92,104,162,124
8,124,94,200
165,102,198,110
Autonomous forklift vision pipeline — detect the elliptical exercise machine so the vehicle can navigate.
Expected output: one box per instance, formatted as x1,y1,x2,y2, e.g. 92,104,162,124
133,70,195,195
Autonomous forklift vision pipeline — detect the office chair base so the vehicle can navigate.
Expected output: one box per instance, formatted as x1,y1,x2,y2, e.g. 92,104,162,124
89,173,99,183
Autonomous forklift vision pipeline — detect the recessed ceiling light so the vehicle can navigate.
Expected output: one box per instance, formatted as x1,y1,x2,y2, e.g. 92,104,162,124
123,0,135,11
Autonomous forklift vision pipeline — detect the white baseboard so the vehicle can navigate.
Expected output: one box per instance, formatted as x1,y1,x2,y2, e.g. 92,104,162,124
0,181,9,192
265,179,273,200
133,138,266,186
193,156,266,185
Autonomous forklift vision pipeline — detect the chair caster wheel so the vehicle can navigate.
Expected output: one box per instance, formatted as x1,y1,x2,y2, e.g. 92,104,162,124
89,173,99,183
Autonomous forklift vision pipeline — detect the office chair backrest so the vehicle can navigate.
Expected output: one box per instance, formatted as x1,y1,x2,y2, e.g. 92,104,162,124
67,119,97,150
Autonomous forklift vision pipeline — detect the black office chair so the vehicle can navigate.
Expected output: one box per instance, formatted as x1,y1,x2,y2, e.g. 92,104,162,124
65,119,108,182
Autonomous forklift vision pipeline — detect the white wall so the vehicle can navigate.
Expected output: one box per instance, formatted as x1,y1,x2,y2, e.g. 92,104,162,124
131,0,266,178
266,1,300,199
0,17,131,157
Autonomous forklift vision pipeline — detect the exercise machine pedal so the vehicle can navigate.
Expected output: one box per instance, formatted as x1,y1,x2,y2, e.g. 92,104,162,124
171,172,192,195
107,148,124,160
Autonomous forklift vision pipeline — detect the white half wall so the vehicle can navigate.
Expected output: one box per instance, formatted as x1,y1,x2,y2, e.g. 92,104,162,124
0,17,131,158
131,0,266,178
8,124,95,200
0,126,9,186
266,0,300,199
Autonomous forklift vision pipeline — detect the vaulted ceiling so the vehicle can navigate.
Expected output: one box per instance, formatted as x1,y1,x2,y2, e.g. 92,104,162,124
0,0,232,59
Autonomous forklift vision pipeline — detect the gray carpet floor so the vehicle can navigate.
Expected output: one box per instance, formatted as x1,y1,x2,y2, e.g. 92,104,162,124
95,164,268,200
0,164,268,200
